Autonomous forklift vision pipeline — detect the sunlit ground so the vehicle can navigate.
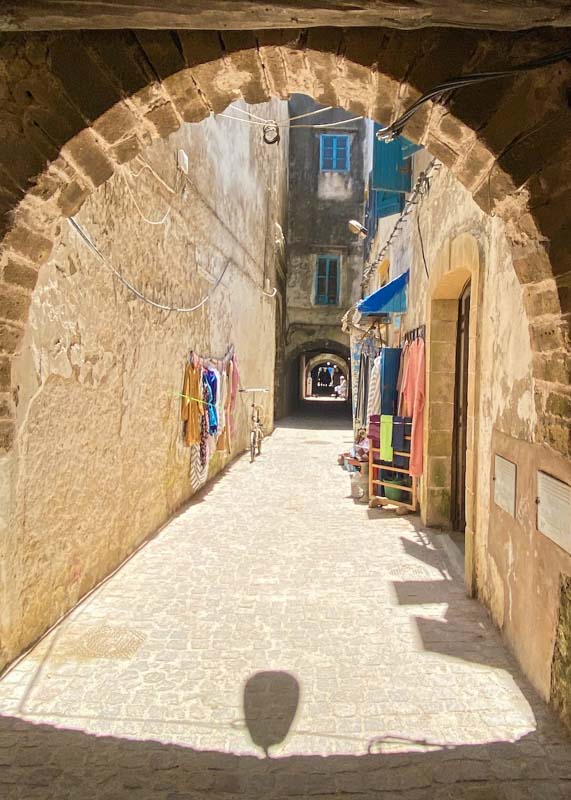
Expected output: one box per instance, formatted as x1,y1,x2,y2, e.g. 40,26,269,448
1,416,569,797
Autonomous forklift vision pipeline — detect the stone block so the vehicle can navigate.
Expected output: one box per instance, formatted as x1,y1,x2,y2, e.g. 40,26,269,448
49,34,123,122
431,299,458,322
0,355,10,389
529,318,570,354
533,352,571,385
162,71,209,124
221,31,271,105
430,340,457,373
510,241,553,285
425,134,459,171
3,260,38,291
63,129,114,188
134,30,186,80
57,180,90,217
429,371,456,403
426,487,452,528
428,401,454,431
0,284,31,322
2,224,53,266
0,419,15,450
428,455,451,489
93,102,139,146
430,319,457,343
538,419,571,456
144,101,180,139
523,282,562,319
546,391,571,420
427,427,453,457
0,321,24,354
0,392,11,418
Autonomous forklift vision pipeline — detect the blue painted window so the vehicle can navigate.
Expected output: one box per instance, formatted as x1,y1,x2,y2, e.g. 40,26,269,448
370,124,421,219
319,134,350,172
315,255,340,305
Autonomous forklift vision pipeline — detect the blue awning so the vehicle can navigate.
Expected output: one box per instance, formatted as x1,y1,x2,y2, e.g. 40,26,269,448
357,270,409,316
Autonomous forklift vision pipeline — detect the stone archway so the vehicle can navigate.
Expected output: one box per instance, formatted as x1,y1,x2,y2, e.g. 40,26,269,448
0,27,569,454
423,233,481,595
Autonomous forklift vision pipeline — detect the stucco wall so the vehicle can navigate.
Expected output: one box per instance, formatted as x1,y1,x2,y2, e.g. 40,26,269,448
365,156,571,705
0,100,289,670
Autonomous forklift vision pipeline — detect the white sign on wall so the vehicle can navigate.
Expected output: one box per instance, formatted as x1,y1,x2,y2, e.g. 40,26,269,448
494,455,517,517
537,471,571,555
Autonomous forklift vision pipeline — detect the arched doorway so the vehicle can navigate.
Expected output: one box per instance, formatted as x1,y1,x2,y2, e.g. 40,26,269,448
424,234,481,595
303,353,349,402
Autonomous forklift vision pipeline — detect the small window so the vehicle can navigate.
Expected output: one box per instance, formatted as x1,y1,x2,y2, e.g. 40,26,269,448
315,256,340,305
319,134,350,172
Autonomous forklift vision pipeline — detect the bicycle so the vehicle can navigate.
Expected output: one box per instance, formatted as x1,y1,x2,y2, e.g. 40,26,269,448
239,388,270,462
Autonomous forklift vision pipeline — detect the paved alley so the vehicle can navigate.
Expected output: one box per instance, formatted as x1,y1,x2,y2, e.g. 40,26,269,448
1,414,570,799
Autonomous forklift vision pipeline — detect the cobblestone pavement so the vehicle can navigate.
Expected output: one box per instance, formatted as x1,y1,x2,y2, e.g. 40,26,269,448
1,413,571,799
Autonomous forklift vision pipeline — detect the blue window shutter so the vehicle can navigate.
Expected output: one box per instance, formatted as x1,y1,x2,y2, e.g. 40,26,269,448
376,190,405,219
315,256,339,304
372,127,412,193
401,139,423,159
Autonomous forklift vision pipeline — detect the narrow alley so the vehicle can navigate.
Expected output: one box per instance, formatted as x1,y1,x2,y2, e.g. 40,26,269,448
1,415,570,799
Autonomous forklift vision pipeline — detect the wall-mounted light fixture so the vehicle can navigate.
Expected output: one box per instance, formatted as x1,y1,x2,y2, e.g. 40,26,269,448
348,219,368,239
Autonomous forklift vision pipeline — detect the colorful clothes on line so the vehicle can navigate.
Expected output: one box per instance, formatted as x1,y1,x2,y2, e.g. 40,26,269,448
203,368,218,434
181,362,203,446
401,338,425,477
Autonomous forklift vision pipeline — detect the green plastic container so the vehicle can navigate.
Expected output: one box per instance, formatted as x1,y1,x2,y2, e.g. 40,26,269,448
384,477,408,503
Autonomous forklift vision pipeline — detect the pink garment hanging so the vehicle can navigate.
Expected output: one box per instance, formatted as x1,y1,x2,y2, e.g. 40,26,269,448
229,353,240,437
409,338,426,478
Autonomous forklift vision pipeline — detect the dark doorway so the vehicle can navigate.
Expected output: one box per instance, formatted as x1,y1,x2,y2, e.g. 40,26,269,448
451,282,471,533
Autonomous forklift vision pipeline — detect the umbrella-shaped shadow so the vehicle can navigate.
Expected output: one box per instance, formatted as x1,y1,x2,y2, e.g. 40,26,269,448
243,671,300,757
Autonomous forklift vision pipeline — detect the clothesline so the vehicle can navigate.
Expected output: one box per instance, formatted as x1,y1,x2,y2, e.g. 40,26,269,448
189,343,235,367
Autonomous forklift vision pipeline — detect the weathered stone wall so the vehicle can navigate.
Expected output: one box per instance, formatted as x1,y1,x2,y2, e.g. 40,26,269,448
365,155,571,710
0,99,289,671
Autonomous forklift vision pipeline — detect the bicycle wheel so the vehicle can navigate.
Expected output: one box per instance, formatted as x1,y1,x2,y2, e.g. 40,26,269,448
250,430,256,462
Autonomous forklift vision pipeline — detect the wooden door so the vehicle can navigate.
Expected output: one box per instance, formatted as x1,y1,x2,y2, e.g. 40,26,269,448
452,283,471,532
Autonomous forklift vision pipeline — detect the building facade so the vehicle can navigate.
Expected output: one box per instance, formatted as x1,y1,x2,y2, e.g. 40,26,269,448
282,95,369,413
359,135,571,727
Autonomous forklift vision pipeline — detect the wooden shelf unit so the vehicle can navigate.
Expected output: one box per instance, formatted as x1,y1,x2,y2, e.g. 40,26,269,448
368,442,418,512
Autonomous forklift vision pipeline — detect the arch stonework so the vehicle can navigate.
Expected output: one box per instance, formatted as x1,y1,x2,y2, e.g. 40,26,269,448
0,27,569,455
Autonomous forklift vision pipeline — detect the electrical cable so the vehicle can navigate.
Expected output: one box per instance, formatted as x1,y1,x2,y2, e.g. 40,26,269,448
68,216,231,313
363,158,441,282
216,111,363,129
129,159,179,194
378,46,571,141
416,209,430,280
121,170,181,226
228,105,271,123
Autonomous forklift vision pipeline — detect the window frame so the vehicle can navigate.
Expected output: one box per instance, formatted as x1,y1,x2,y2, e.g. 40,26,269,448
319,134,351,173
314,254,341,306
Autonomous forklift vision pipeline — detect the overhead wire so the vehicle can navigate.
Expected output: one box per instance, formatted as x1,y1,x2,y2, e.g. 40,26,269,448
379,45,571,141
68,216,231,313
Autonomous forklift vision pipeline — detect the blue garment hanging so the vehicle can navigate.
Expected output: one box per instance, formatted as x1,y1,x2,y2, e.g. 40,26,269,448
203,369,218,434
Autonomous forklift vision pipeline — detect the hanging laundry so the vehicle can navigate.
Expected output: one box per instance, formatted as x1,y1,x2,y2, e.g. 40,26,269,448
355,353,371,428
407,338,426,478
229,353,240,438
380,415,394,461
199,377,210,467
203,368,219,435
366,354,382,427
181,360,203,446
